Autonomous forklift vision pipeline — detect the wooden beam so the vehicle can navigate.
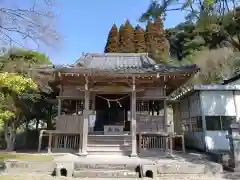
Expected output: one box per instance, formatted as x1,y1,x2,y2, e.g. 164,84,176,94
76,85,144,92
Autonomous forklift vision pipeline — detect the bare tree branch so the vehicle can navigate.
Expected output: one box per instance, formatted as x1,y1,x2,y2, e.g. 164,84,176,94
0,0,59,49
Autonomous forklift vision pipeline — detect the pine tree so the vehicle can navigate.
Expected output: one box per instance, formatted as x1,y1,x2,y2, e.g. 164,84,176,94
118,24,125,52
104,24,119,53
154,17,169,63
118,20,135,53
145,21,156,59
154,16,163,31
134,25,146,53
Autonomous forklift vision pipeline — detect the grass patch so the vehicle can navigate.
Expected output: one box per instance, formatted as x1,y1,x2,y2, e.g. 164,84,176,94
0,153,54,162
0,175,58,180
0,176,16,180
0,175,52,180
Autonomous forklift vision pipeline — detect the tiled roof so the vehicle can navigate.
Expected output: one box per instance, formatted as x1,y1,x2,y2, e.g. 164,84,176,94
74,53,156,70
72,53,199,73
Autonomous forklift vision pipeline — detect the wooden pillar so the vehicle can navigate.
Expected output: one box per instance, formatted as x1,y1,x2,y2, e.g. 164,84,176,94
54,98,61,148
131,76,137,157
57,98,61,116
80,76,89,155
163,76,169,154
163,77,168,133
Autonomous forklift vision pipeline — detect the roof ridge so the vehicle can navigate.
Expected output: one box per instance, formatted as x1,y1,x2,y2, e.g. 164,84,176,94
88,53,148,57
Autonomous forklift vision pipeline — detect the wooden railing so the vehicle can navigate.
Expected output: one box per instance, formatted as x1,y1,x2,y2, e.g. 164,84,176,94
139,133,167,150
54,134,80,149
38,130,185,155
37,115,84,153
38,130,82,153
138,132,185,154
56,115,83,133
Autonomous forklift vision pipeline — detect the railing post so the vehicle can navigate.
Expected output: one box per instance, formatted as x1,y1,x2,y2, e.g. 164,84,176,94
48,133,52,153
227,123,240,171
182,134,186,153
38,130,43,152
138,132,142,154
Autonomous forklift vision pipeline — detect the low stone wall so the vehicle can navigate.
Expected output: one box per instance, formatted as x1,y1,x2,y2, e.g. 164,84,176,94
4,160,55,174
156,161,223,175
1,153,224,178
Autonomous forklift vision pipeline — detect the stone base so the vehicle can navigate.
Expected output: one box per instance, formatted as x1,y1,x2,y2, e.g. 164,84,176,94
129,153,137,157
78,152,88,156
233,163,240,172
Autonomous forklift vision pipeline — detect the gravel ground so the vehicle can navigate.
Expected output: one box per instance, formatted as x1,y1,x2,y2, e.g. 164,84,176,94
1,173,240,180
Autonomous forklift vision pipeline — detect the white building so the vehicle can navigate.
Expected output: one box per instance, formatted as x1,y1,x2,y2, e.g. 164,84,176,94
173,73,240,152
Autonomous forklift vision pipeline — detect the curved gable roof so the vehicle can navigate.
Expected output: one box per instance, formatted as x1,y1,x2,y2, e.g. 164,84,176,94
73,53,156,70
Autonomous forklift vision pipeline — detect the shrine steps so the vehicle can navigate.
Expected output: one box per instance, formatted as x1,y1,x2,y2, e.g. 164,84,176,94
87,134,132,155
73,157,143,178
87,144,132,155
73,169,139,178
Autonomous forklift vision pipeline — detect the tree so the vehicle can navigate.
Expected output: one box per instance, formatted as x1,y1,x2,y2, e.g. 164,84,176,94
118,24,125,52
0,49,56,150
145,21,155,58
104,20,170,63
165,22,206,60
153,17,169,63
190,48,238,84
104,24,119,53
141,0,240,51
0,0,59,48
118,20,135,53
134,25,146,53
171,48,240,98
0,72,37,151
0,48,52,93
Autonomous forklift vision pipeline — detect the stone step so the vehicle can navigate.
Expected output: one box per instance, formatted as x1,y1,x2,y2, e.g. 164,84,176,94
73,169,139,178
88,136,131,142
88,134,132,139
87,151,131,156
88,139,132,143
88,142,131,146
87,144,131,152
88,143,132,146
74,162,138,171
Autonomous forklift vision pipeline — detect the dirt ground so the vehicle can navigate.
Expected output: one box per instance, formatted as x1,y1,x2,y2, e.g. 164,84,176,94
1,173,240,180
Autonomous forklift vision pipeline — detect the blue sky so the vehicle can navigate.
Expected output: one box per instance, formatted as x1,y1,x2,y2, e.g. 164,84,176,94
32,1,185,64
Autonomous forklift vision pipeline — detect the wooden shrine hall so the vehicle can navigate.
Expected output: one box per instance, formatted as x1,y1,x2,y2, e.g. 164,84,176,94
38,53,199,156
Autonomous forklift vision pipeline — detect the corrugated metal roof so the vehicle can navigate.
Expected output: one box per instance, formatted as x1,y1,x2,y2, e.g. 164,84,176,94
74,53,156,70
222,71,240,85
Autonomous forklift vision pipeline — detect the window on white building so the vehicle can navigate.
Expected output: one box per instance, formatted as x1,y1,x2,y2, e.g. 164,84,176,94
205,116,236,131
